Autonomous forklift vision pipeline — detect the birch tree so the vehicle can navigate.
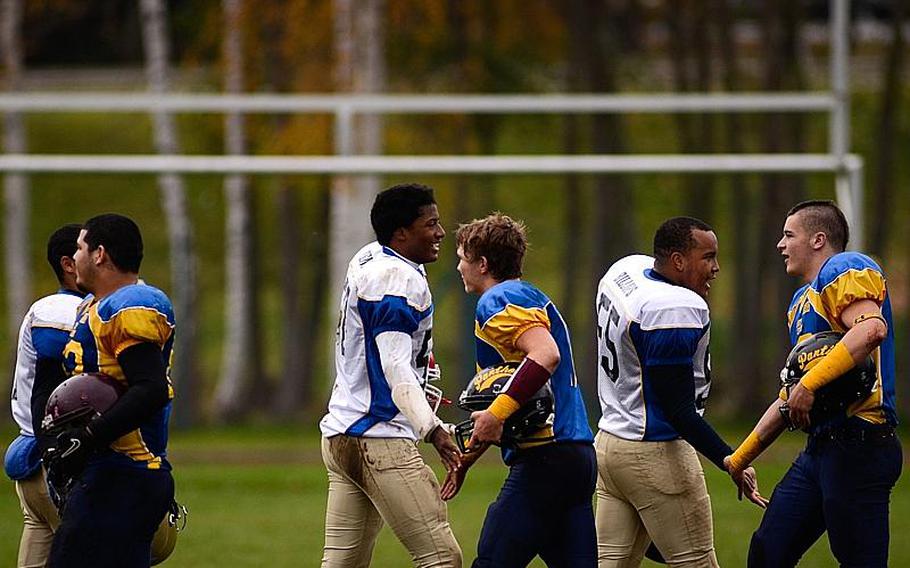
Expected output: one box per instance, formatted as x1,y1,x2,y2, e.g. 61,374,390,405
328,0,385,316
1,0,31,344
139,0,200,427
213,0,257,421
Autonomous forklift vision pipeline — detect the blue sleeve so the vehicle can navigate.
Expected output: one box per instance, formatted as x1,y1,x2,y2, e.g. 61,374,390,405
357,296,429,336
635,327,704,367
31,326,70,361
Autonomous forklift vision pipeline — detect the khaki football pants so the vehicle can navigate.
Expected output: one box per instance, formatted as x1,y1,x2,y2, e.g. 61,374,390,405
15,467,60,568
321,435,462,568
594,431,719,568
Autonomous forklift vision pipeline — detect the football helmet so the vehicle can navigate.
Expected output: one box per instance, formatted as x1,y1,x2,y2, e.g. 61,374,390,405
42,372,125,435
151,499,188,565
454,362,554,453
778,331,877,430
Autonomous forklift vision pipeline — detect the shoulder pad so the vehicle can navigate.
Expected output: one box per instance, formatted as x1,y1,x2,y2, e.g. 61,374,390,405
96,284,175,324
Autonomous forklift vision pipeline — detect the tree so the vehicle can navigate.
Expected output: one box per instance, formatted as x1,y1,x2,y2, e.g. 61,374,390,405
139,0,200,427
328,0,386,320
1,0,31,347
213,0,259,422
757,0,807,381
870,0,906,258
714,0,763,414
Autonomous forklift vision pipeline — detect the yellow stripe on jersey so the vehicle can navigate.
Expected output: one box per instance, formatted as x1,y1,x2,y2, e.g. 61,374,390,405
93,306,175,358
477,304,551,360
818,268,887,324
112,430,164,468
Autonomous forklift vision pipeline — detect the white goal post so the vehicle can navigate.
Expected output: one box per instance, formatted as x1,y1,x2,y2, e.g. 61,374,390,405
0,0,861,247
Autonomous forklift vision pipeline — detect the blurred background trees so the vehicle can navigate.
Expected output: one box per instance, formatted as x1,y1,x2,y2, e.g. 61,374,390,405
1,0,908,427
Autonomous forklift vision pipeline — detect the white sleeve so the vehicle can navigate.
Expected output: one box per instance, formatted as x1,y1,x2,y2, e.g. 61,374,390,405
375,331,442,441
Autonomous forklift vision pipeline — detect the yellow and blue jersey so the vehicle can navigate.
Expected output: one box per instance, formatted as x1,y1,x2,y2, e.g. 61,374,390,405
63,284,175,471
474,280,593,462
786,252,896,429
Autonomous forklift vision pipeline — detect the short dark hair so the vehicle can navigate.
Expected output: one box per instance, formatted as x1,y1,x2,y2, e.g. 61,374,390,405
46,224,82,283
455,213,527,281
370,183,437,245
787,200,849,252
653,216,714,263
83,213,144,273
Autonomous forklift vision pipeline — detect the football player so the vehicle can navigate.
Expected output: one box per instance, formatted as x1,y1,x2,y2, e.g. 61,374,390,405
593,217,764,567
727,200,901,567
443,213,597,567
319,183,462,567
48,214,176,567
4,224,83,568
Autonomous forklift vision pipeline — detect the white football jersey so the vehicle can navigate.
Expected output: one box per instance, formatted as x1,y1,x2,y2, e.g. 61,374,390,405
320,242,434,440
10,290,83,436
596,255,712,441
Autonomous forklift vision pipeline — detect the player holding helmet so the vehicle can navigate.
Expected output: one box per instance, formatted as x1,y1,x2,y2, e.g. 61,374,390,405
728,200,901,567
319,183,462,567
47,213,176,567
444,212,597,567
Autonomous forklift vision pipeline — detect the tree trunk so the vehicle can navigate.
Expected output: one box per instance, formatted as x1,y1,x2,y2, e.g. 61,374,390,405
328,0,385,335
758,0,796,380
214,0,258,422
139,0,200,428
715,0,763,415
1,0,31,350
870,0,905,257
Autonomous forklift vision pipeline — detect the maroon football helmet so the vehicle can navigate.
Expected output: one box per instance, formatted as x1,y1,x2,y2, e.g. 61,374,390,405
42,372,125,434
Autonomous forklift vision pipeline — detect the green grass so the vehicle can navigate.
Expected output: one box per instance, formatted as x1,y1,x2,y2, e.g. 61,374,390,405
1,426,908,567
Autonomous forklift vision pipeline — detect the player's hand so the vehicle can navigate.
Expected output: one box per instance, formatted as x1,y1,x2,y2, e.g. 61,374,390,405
440,448,481,500
43,425,96,481
429,424,462,473
739,467,768,509
787,383,815,430
468,410,504,448
724,456,768,509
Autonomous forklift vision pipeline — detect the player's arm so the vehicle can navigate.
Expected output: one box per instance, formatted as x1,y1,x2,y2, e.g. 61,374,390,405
45,341,170,479
86,342,170,446
470,326,557,446
787,299,887,428
29,325,72,449
647,362,732,471
375,332,459,472
727,398,788,473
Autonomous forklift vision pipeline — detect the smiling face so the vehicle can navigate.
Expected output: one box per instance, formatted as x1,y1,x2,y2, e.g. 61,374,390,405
676,229,720,298
394,204,445,265
777,211,819,281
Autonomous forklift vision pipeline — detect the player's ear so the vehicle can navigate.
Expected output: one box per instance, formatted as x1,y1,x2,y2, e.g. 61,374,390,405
810,231,827,251
478,256,489,275
94,245,108,266
670,250,686,273
60,256,76,275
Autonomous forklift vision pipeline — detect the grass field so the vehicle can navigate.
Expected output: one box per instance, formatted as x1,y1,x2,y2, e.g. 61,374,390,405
1,425,907,567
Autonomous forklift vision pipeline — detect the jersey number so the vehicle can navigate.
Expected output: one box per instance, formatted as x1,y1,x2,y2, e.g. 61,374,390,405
596,292,620,382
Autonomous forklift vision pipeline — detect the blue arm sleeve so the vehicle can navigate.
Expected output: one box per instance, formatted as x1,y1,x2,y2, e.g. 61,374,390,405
648,363,732,470
357,296,427,335
31,326,70,361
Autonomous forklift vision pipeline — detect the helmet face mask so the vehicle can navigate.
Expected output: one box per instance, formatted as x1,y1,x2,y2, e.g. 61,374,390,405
778,331,877,430
454,363,555,453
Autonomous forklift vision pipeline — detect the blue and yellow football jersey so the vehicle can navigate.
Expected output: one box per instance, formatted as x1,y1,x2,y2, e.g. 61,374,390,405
474,280,593,462
63,284,175,471
786,252,896,429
